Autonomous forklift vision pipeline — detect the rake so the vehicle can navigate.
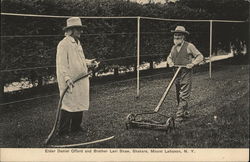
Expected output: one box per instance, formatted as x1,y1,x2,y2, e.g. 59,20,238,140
125,66,183,133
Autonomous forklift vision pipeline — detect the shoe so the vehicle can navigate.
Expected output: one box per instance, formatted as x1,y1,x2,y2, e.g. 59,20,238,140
182,111,190,118
176,110,184,118
71,126,86,133
176,110,190,118
61,135,70,139
57,130,69,136
175,117,184,122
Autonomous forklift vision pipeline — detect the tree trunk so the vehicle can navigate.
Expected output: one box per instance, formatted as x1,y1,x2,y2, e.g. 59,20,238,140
92,71,96,78
134,64,137,73
37,76,43,87
114,67,119,77
214,45,218,55
0,74,4,104
149,61,154,69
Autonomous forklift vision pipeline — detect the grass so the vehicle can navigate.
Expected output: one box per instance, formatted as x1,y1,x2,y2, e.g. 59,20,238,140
0,64,249,148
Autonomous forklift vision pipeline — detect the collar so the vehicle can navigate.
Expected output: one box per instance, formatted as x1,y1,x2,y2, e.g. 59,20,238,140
66,36,79,44
175,41,184,47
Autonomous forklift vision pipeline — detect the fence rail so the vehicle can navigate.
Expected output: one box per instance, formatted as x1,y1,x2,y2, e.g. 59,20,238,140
1,12,247,103
0,54,169,72
1,12,247,22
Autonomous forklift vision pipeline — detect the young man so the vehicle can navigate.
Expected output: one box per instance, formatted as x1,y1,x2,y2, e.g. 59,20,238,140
56,17,98,136
167,26,204,121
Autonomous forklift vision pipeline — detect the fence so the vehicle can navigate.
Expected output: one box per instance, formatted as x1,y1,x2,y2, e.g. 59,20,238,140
0,12,248,105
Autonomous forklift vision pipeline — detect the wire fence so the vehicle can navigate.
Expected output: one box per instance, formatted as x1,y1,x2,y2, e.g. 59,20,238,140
1,12,247,22
0,54,167,72
1,31,211,38
0,12,138,19
1,12,247,106
0,70,173,106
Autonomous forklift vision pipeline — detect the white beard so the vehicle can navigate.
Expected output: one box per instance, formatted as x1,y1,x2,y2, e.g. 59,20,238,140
64,30,73,36
174,39,183,46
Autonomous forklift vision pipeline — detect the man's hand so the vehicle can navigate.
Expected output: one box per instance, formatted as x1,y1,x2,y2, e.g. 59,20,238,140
87,59,99,69
186,63,195,69
66,79,74,93
168,62,174,68
91,60,99,69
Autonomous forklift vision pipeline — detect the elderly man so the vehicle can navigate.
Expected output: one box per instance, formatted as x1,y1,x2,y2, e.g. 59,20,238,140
56,17,98,136
167,26,204,121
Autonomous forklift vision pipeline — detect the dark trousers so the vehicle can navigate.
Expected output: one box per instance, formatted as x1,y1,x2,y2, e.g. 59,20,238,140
174,68,192,114
58,109,83,135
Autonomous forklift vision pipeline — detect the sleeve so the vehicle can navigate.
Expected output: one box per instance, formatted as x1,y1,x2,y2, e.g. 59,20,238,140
188,43,204,65
85,59,92,66
79,44,91,66
56,42,71,82
167,46,175,65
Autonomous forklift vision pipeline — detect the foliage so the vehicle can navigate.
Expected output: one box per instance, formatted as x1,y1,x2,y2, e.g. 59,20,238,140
0,0,249,95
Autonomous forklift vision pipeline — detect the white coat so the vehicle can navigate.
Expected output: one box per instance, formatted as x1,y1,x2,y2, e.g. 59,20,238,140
56,36,89,112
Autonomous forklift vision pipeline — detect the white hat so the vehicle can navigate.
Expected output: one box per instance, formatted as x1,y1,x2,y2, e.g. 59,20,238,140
63,17,86,30
171,26,189,35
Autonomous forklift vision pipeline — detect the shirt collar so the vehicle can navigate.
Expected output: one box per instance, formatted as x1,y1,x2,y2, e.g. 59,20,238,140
66,36,79,44
175,41,184,47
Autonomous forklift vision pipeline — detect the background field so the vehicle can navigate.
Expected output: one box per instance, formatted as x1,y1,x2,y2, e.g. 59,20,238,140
0,64,249,148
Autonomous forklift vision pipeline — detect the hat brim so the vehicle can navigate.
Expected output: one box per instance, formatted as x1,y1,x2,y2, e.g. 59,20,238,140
63,25,86,31
171,30,190,35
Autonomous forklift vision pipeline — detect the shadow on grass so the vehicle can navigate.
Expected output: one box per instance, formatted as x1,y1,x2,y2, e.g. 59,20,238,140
171,92,249,148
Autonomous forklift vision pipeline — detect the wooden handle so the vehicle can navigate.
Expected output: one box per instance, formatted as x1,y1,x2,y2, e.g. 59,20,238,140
154,67,182,112
45,72,92,145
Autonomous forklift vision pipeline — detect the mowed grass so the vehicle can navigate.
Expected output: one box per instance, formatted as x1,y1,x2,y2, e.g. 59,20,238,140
0,65,249,148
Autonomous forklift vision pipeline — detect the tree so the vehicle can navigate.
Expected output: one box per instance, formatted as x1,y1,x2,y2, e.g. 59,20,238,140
1,0,249,103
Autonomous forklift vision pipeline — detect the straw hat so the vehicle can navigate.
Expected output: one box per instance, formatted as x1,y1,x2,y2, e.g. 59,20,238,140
171,26,190,35
63,17,86,31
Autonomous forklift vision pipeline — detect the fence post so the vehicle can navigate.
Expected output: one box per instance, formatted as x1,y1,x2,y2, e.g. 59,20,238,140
136,16,141,97
209,20,213,78
0,73,4,105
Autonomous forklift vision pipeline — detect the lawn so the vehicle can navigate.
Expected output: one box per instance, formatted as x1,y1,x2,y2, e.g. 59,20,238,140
0,64,249,148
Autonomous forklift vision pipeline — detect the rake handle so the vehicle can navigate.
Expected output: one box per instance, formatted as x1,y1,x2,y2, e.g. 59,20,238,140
154,66,182,112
